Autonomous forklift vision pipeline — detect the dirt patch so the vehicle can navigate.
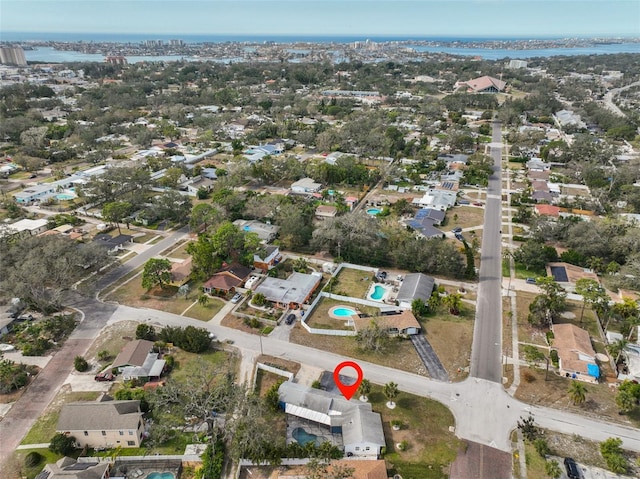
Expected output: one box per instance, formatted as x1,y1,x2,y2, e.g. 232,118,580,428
254,369,286,396
221,314,265,335
84,321,139,365
256,355,301,376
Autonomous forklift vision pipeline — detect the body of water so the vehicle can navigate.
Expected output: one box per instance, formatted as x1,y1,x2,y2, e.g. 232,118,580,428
23,47,243,64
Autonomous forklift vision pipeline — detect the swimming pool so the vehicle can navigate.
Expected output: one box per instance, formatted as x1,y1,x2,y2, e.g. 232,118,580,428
56,193,76,200
332,307,357,317
146,473,175,479
292,427,321,446
366,208,382,215
370,285,386,300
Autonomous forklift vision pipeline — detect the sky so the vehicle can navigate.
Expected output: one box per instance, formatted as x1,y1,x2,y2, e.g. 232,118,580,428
1,0,639,38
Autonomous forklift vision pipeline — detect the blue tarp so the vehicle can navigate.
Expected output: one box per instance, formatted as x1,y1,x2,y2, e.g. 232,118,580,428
587,363,600,378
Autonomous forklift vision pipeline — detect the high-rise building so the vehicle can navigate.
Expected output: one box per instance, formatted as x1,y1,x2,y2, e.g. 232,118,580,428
0,46,27,66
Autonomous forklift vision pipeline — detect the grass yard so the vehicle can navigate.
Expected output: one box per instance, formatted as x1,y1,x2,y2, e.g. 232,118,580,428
366,385,461,479
183,297,225,321
515,291,549,346
289,323,428,376
329,267,375,298
515,368,639,427
424,315,474,381
21,387,101,445
168,348,238,382
107,276,206,315
447,205,485,231
12,448,72,479
513,262,547,280
161,239,192,259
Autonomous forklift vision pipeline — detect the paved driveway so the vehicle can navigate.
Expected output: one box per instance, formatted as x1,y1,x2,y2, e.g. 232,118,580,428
410,334,448,381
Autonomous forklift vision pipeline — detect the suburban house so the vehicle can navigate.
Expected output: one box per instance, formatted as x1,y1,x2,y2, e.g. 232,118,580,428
37,457,110,479
254,245,281,271
315,204,338,219
407,208,446,239
454,75,506,93
170,256,193,286
56,399,145,449
112,339,154,371
233,219,280,243
254,272,322,309
278,381,385,458
535,204,560,218
353,310,422,336
551,323,600,383
4,218,49,237
92,234,134,253
202,263,252,294
396,273,436,309
546,262,599,291
412,189,457,210
181,175,215,196
291,177,322,194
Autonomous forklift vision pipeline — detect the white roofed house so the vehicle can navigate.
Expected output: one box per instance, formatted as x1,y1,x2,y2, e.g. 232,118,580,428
291,177,322,194
278,381,385,458
254,272,322,309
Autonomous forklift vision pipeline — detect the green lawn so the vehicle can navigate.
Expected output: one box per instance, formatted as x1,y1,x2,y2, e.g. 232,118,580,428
183,298,225,321
14,448,71,479
366,386,461,479
513,262,546,280
331,267,375,298
21,391,101,445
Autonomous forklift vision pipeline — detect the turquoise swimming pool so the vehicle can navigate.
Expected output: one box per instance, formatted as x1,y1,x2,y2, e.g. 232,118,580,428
147,473,175,479
292,427,321,446
56,193,76,200
333,307,357,317
370,285,386,300
366,208,382,215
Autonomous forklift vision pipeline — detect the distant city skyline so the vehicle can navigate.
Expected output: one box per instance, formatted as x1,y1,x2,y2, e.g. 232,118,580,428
1,1,639,39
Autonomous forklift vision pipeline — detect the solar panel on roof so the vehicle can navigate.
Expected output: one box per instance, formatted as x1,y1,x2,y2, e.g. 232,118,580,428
550,266,569,282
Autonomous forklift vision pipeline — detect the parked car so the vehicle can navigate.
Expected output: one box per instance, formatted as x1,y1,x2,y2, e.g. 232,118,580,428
94,372,114,382
285,314,296,325
451,227,462,233
563,457,581,479
525,277,537,284
231,293,243,304
455,233,464,241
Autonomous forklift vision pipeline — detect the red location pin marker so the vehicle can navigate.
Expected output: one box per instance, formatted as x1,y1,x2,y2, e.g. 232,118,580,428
333,361,363,400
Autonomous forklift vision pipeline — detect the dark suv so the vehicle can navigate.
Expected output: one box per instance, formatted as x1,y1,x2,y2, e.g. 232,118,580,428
564,457,581,479
285,314,296,325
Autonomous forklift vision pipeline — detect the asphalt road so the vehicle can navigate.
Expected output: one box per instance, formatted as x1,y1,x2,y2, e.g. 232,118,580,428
94,226,191,293
470,121,504,383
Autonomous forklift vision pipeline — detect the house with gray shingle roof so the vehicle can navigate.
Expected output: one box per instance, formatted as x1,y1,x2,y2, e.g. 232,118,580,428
278,381,385,458
396,273,436,309
35,457,109,479
56,400,144,449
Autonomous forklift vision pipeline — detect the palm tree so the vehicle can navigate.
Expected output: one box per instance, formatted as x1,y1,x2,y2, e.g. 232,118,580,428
544,460,562,479
443,293,462,315
198,294,210,307
383,381,399,408
358,379,371,401
568,381,587,406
